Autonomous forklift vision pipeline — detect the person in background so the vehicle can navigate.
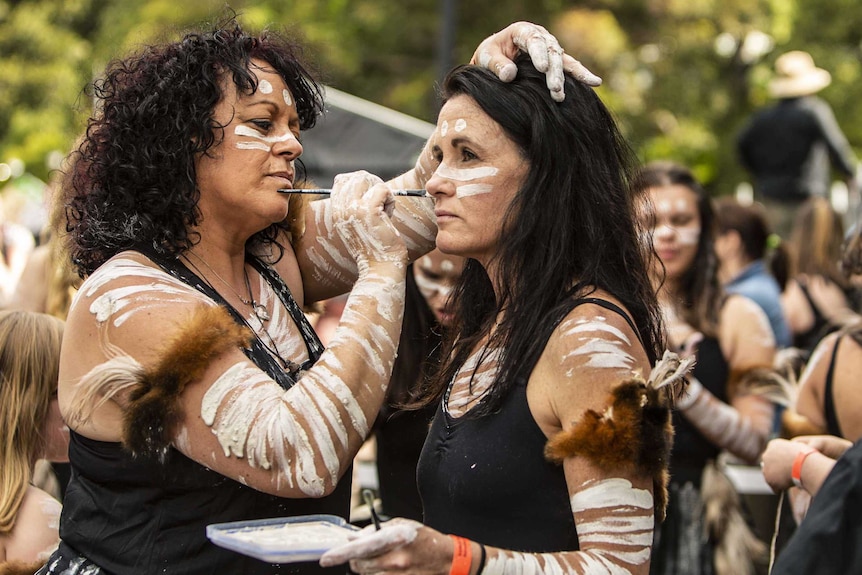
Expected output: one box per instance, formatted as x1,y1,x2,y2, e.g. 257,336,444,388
636,161,779,575
0,312,67,572
372,248,465,521
737,50,857,240
8,174,81,505
320,53,672,575
781,197,858,357
38,12,590,575
715,197,792,348
0,205,35,308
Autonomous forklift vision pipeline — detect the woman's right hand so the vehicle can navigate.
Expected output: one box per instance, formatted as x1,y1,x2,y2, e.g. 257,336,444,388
330,171,408,273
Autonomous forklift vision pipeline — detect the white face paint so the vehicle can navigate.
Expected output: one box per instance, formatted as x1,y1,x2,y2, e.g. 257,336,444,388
283,89,292,107
441,120,449,138
435,162,498,198
234,125,299,153
413,271,453,300
454,118,467,132
258,79,274,94
676,225,701,246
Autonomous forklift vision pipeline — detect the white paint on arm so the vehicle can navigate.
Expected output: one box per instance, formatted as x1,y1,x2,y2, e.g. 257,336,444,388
678,377,772,462
558,316,637,376
482,478,654,575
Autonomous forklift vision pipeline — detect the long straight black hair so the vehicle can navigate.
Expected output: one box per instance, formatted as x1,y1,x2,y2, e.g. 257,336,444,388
421,55,663,416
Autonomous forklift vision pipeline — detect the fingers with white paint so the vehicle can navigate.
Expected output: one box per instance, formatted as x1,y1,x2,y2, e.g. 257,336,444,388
470,22,602,103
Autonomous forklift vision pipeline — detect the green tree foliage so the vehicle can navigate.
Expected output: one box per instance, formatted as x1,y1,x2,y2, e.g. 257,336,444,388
0,0,858,196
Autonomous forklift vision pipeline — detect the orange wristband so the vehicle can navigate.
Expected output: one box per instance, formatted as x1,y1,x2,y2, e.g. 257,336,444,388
791,446,818,489
449,535,473,575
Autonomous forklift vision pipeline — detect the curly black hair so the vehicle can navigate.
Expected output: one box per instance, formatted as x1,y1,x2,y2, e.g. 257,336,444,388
64,14,324,277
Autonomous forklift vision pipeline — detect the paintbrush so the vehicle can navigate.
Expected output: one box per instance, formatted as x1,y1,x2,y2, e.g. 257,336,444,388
361,488,382,530
278,188,428,197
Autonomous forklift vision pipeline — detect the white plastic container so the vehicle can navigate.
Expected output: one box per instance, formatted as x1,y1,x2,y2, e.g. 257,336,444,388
206,514,360,563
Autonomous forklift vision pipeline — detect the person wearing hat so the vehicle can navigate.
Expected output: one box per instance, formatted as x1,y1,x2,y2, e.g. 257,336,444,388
737,50,858,240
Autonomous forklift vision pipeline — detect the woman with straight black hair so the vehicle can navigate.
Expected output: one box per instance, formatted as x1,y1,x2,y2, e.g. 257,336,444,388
320,54,675,575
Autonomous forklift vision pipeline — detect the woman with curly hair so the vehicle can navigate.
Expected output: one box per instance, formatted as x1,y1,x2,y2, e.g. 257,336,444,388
635,162,778,575
37,12,593,575
0,311,66,571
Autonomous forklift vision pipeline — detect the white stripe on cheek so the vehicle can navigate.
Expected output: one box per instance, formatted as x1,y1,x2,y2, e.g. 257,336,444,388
435,163,498,182
234,125,299,153
435,163,498,198
676,226,700,246
456,184,494,198
413,271,451,300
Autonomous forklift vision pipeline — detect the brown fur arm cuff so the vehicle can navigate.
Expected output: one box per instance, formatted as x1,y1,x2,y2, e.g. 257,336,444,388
122,305,252,458
728,366,793,406
544,350,694,522
780,409,826,439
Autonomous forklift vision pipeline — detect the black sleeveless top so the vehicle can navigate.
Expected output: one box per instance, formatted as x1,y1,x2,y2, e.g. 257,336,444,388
668,336,729,486
793,277,835,354
49,253,350,575
824,335,844,438
417,298,640,551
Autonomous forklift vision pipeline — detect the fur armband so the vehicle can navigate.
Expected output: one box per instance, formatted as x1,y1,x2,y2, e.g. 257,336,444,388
780,409,826,439
122,304,252,458
544,350,695,522
728,366,793,406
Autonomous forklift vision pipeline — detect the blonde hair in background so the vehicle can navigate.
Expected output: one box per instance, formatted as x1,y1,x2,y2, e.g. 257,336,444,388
789,197,847,286
0,311,64,533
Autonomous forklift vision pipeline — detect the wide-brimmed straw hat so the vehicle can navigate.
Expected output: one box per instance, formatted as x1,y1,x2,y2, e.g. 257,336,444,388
768,50,831,98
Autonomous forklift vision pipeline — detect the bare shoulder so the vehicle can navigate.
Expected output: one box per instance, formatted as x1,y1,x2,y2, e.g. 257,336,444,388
720,293,776,369
3,486,60,563
531,293,651,433
59,251,215,438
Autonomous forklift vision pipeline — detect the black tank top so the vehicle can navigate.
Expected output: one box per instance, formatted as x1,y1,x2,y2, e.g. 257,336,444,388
793,277,835,354
53,253,350,574
417,298,640,551
60,432,350,574
668,336,729,485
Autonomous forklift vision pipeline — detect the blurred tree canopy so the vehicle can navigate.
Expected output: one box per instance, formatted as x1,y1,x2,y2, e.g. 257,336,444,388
0,0,859,198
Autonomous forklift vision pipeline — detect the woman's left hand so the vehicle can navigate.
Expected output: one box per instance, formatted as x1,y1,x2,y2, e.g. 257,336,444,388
471,21,602,101
320,518,451,575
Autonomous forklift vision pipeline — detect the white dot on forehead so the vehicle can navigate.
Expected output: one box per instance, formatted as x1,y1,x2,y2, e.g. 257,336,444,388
441,121,449,137
441,259,455,272
656,200,672,214
283,89,293,107
454,119,467,132
258,79,273,94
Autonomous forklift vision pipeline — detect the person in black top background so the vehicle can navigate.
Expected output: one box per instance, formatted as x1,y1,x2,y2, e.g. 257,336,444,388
737,50,857,240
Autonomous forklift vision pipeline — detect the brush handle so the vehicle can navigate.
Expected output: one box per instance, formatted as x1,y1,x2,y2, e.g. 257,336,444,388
278,188,428,197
